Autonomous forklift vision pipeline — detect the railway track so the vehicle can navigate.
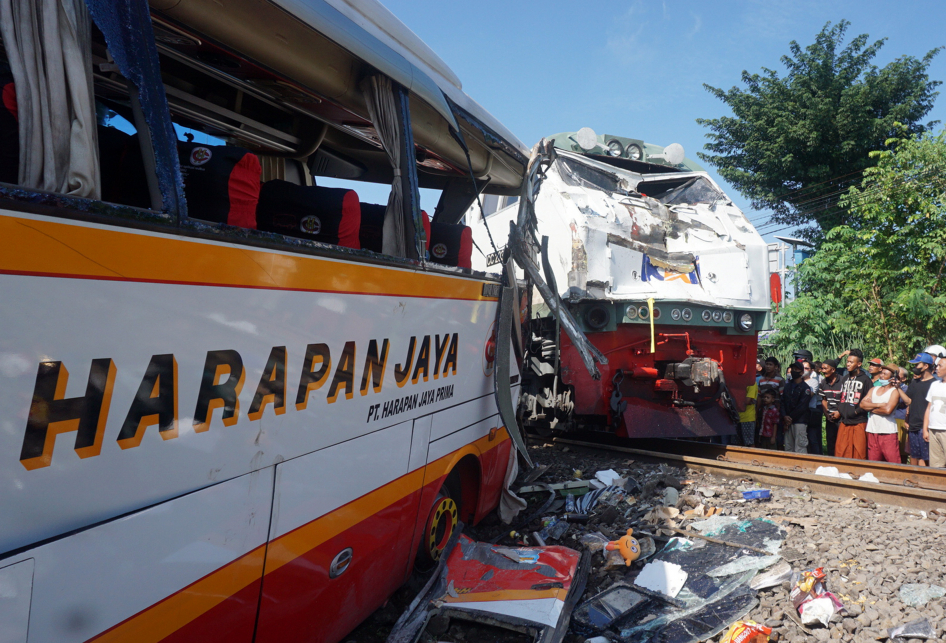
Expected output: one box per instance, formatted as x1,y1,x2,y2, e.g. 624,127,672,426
539,434,946,512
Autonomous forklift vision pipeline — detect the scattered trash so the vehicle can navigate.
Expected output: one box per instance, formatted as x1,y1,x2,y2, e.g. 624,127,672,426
635,559,688,598
899,583,946,607
858,472,879,483
720,620,772,643
575,485,624,513
539,516,570,541
789,568,844,627
580,532,610,553
595,469,625,486
697,486,716,497
637,536,656,560
814,466,854,480
904,509,928,519
749,560,793,590
605,529,642,566
742,489,771,500
888,618,935,641
662,486,680,507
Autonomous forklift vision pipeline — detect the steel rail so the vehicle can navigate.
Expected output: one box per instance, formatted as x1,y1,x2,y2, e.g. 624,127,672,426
617,438,946,492
546,437,946,512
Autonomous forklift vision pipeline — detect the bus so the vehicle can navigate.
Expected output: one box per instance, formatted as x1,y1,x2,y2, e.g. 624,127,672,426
468,130,770,440
0,1,532,641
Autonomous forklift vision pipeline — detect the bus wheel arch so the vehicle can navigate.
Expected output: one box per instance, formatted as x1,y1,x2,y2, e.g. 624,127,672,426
420,455,482,564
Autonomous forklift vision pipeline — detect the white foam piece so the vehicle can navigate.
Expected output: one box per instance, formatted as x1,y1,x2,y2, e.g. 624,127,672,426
634,560,688,598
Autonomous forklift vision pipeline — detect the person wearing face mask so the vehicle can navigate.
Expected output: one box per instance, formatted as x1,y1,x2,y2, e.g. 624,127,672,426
901,353,935,466
782,362,812,453
860,364,901,462
923,356,946,467
818,359,844,457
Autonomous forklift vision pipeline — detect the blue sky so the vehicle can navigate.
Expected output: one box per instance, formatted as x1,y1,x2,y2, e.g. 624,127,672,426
370,0,946,243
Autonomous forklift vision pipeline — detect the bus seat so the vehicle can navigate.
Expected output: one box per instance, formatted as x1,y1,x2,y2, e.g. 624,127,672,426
257,180,360,249
0,75,18,185
359,205,431,254
116,139,261,227
359,202,385,253
178,141,261,229
428,221,472,269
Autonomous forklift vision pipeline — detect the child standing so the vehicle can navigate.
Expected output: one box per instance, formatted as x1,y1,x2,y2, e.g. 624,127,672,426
758,390,779,449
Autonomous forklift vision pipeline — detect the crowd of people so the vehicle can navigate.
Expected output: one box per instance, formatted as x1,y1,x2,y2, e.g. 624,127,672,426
739,344,946,467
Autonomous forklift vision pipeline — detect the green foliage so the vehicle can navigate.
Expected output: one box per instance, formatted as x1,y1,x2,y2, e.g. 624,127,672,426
697,20,941,241
768,129,946,364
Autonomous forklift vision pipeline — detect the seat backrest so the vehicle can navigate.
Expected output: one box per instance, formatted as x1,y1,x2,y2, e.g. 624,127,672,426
359,204,431,254
257,180,360,248
178,141,261,228
0,75,18,185
428,221,472,269
359,202,385,253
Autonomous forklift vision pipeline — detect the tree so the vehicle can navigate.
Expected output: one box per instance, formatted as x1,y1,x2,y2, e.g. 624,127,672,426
697,21,941,241
768,128,946,363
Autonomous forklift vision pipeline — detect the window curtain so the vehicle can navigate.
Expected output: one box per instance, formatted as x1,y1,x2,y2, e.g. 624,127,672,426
0,0,99,198
361,74,409,257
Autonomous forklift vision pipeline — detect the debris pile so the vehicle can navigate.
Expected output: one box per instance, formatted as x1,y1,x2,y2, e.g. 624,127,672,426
355,442,946,643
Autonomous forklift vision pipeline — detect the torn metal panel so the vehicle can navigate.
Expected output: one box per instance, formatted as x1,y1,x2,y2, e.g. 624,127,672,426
387,533,589,643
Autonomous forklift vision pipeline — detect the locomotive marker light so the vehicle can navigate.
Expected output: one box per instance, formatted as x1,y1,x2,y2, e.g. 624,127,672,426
739,314,754,331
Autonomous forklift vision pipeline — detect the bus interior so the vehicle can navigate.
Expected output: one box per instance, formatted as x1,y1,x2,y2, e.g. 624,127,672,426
0,0,528,272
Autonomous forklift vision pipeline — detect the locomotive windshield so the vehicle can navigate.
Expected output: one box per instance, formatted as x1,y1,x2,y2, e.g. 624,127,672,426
656,176,723,206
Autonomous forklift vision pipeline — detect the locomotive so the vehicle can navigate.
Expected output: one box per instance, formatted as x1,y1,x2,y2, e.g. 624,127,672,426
469,129,770,439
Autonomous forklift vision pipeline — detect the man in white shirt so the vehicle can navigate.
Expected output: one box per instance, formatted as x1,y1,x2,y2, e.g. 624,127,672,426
922,357,946,467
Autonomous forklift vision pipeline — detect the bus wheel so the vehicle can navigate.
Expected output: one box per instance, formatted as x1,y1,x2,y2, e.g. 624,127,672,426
422,491,458,564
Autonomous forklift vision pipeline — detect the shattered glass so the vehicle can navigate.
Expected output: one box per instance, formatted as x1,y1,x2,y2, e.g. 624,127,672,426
899,583,946,608
556,156,628,196
657,176,721,206
612,519,786,643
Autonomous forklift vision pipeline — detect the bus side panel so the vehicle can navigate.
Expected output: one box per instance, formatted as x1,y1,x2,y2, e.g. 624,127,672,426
7,468,273,643
254,421,416,643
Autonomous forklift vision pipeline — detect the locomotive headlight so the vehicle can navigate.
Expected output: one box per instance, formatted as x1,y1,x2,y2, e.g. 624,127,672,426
681,308,692,321
586,304,611,330
670,308,681,321
626,144,643,161
723,311,733,323
712,310,723,323
739,313,754,331
626,305,638,320
701,310,712,322
607,139,624,157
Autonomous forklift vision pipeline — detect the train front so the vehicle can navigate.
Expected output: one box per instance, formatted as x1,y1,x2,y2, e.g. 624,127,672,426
518,130,769,439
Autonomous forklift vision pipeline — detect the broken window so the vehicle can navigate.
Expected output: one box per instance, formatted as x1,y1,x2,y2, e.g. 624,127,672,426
653,176,721,206
556,155,628,196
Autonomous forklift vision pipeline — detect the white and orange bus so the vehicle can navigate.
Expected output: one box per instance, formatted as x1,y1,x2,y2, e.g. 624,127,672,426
0,1,532,641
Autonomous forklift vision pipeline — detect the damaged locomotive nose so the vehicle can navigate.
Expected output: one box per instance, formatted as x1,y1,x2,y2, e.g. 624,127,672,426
468,130,769,440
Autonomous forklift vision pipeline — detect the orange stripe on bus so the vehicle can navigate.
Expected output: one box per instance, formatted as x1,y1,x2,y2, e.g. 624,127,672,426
87,431,509,643
89,545,267,643
0,214,493,301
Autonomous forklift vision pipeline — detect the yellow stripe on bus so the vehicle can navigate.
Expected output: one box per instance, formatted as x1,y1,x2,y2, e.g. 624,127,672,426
0,213,493,300
88,430,509,643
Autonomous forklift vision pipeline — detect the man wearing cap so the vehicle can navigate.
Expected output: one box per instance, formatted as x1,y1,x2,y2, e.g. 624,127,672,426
837,351,872,459
924,345,946,381
819,359,844,456
901,353,935,466
923,356,946,467
867,358,884,383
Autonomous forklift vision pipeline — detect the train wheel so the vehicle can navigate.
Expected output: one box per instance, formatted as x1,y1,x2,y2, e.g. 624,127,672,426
421,490,459,565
